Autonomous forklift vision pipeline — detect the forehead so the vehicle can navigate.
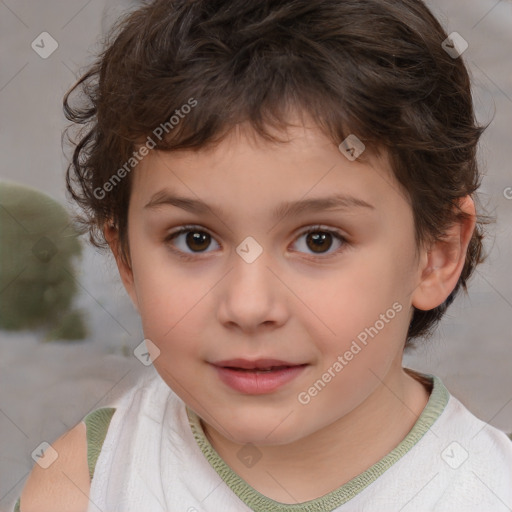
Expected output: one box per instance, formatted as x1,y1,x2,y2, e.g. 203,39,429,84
130,122,408,219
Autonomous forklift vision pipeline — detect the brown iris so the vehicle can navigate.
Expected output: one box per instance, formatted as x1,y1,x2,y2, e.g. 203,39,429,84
306,231,333,253
186,231,211,251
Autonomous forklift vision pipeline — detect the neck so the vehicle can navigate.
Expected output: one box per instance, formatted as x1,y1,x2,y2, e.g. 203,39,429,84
201,366,431,504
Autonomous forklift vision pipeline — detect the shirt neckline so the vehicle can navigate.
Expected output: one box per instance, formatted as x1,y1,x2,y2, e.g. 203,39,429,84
186,369,450,512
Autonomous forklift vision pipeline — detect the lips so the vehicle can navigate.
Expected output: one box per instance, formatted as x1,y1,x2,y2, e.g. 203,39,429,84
212,358,304,370
210,359,308,394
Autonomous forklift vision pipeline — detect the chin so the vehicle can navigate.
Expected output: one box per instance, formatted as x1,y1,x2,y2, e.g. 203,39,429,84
216,416,309,447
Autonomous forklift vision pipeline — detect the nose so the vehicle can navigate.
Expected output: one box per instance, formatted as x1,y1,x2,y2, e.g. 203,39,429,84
216,245,289,334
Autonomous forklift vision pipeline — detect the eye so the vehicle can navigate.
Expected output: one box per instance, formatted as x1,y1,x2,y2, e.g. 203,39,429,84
164,224,347,260
291,226,347,257
164,225,220,257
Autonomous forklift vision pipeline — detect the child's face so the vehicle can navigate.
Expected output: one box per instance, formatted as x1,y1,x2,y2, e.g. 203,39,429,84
118,121,427,445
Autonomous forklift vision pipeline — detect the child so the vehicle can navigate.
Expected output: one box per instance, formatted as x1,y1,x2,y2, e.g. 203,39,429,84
15,0,512,510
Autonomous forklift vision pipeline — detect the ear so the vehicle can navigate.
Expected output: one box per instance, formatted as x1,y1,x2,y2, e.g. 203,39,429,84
412,196,476,311
104,222,140,313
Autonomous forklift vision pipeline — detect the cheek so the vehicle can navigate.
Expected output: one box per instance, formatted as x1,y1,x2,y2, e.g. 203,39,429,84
316,257,397,329
128,245,201,345
298,286,408,423
307,249,411,369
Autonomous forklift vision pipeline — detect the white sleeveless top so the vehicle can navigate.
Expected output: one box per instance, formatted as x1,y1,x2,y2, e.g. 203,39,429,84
87,365,512,511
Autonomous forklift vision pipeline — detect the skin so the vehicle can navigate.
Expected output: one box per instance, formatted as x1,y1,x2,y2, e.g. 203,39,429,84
106,118,475,503
20,422,90,512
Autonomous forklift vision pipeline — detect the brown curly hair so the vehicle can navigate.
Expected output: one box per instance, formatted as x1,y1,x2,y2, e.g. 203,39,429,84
63,0,491,346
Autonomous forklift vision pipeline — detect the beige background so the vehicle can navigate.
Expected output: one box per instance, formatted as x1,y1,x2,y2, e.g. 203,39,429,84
0,0,511,509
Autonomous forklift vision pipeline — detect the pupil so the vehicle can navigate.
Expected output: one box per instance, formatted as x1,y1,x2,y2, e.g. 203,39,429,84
307,232,332,253
187,231,210,251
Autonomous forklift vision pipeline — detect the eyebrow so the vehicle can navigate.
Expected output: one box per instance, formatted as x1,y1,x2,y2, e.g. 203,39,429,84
144,190,375,219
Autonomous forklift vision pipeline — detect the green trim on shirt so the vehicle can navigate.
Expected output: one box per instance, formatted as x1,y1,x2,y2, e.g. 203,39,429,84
186,372,450,512
13,498,20,512
83,407,117,481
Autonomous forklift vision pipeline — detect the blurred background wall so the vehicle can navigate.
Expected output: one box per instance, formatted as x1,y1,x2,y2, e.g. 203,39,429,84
0,0,511,509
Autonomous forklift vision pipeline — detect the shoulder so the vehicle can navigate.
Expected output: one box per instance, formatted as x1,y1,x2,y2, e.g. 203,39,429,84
18,407,117,512
439,394,512,478
18,421,90,512
443,393,512,443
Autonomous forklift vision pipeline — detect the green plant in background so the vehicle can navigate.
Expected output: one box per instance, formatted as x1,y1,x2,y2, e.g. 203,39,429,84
0,181,87,341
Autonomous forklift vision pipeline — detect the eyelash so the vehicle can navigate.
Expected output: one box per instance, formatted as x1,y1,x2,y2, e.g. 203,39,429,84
163,224,348,261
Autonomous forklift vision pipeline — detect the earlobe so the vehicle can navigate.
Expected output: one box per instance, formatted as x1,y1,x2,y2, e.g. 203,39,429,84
412,196,476,311
103,222,140,313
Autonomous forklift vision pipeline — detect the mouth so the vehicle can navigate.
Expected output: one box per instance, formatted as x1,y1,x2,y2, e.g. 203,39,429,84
210,359,309,394
212,358,307,370
225,366,295,373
